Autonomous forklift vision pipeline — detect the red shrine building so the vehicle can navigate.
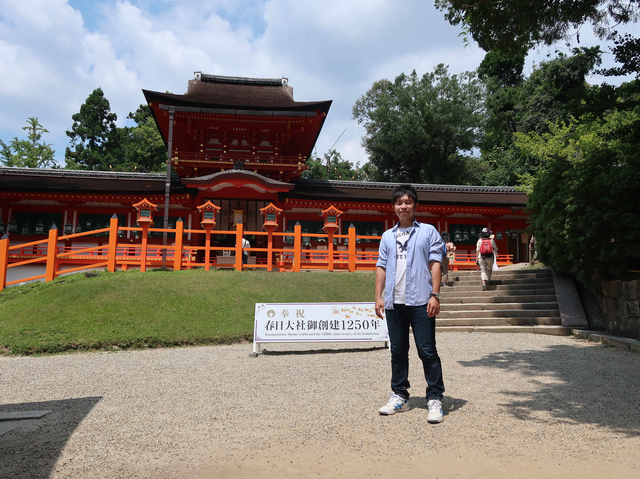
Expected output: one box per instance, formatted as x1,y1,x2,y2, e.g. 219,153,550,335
0,73,531,270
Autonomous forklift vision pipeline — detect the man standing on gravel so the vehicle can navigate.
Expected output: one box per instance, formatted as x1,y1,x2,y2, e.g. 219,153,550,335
375,184,445,423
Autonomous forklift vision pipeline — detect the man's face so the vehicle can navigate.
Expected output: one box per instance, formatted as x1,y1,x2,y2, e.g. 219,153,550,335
394,194,416,221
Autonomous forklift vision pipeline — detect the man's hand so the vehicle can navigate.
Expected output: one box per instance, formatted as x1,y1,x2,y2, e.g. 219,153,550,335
427,296,440,317
375,298,385,319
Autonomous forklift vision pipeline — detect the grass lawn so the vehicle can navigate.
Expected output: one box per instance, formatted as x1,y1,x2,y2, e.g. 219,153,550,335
0,269,376,355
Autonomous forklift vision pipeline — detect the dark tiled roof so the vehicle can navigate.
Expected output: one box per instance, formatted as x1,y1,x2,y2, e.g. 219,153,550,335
143,74,332,112
287,179,528,207
0,167,190,195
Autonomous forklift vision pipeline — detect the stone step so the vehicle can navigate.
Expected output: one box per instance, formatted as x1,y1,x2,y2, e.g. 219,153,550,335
438,309,560,318
453,277,554,286
436,325,571,336
447,285,556,294
436,316,562,326
452,269,551,278
441,294,558,304
442,302,558,312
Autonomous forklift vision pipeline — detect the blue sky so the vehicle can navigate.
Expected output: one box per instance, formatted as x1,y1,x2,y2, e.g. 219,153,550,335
1,0,638,168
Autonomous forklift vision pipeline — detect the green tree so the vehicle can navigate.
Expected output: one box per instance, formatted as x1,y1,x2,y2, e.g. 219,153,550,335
65,87,118,170
436,0,639,56
108,104,165,173
0,117,56,168
476,47,603,186
597,33,640,78
353,65,486,184
302,149,371,181
516,105,640,282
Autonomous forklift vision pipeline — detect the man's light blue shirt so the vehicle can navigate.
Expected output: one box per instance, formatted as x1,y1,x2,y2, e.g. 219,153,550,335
376,220,444,310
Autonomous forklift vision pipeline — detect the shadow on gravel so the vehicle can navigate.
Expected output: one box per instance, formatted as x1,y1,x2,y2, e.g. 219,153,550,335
458,343,640,436
261,345,388,356
0,396,102,478
409,396,468,417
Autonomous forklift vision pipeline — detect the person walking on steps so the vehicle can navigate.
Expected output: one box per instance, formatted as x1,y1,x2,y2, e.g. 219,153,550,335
375,184,445,424
476,227,498,290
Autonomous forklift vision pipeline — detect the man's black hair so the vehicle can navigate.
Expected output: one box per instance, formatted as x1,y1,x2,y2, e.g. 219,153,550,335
392,184,418,205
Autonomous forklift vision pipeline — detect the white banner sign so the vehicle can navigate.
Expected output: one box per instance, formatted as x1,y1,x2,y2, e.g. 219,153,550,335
253,302,389,345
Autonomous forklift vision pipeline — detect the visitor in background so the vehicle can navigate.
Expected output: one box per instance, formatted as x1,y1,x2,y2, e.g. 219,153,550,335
241,235,250,264
441,232,455,286
476,227,498,290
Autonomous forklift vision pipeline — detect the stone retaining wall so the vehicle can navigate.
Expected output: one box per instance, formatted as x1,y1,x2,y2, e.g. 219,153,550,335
591,277,640,340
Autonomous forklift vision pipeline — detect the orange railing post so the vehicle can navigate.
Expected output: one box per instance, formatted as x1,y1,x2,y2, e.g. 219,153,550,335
265,226,274,272
348,224,356,272
140,224,149,273
107,214,119,273
327,229,334,272
173,219,183,271
204,224,212,271
45,224,59,282
235,222,244,271
0,234,9,291
293,222,301,272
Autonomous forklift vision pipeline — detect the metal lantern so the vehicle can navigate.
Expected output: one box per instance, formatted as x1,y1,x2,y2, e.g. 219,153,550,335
75,224,82,234
454,228,462,242
462,230,470,241
496,230,503,240
8,218,18,234
20,222,30,236
64,222,73,235
470,227,477,237
34,221,45,235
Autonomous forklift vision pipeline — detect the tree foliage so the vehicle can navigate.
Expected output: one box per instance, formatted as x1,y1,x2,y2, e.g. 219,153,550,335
516,107,640,281
352,65,486,184
476,47,604,185
65,92,166,172
435,0,639,56
301,149,372,181
65,87,118,170
0,117,56,168
597,33,640,77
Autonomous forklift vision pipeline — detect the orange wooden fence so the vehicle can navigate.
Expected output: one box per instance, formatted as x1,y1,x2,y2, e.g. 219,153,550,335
0,216,513,290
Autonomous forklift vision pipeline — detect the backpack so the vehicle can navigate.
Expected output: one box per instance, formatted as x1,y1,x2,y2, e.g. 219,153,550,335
479,238,494,257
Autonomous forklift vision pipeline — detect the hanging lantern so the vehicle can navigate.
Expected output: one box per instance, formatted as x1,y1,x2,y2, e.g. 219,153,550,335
496,230,503,240
20,222,30,236
454,228,462,242
0,220,5,235
470,227,477,237
462,230,470,241
8,218,18,234
64,222,73,235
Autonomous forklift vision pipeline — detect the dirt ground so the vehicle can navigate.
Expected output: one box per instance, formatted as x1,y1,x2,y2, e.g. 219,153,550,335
1,333,639,478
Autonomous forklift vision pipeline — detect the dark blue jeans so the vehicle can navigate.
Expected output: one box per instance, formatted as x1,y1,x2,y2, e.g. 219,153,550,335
386,304,445,400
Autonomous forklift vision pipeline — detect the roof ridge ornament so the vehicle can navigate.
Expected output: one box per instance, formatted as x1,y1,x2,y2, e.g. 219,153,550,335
194,72,288,87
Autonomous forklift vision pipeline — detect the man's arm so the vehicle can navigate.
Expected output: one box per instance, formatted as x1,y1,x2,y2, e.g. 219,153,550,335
375,266,386,319
428,260,441,317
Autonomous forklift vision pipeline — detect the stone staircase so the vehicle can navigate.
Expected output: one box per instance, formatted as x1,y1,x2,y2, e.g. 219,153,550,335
437,268,571,335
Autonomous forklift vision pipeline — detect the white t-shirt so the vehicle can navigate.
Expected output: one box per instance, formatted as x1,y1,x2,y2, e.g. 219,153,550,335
394,226,413,304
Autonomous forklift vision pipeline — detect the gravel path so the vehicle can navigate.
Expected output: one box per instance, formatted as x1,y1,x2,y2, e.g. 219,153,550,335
1,333,639,478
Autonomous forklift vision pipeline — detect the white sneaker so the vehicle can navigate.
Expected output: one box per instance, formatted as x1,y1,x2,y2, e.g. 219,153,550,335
427,399,444,423
379,393,409,415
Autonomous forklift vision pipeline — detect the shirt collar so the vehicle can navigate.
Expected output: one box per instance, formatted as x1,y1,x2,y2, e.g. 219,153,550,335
392,219,420,232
